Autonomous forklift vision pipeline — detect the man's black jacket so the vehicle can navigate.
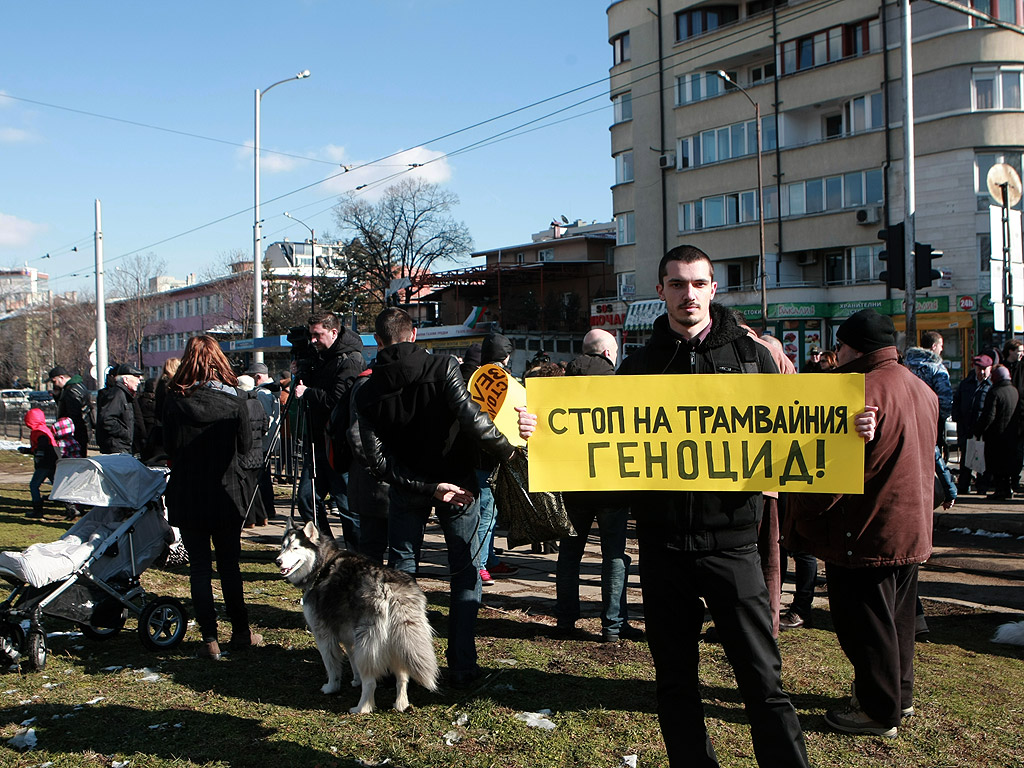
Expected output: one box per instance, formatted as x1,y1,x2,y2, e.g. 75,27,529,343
302,327,364,450
617,303,778,552
356,342,513,495
96,380,136,454
56,376,93,448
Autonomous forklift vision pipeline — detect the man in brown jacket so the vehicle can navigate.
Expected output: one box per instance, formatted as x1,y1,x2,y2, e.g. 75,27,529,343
784,309,937,738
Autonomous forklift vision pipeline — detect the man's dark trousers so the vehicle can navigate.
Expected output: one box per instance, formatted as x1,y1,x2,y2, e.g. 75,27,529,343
638,528,809,768
826,562,918,728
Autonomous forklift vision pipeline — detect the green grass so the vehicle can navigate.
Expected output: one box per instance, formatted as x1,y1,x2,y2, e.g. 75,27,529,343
1,481,1023,767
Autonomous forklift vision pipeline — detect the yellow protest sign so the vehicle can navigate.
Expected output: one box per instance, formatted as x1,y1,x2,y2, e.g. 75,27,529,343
468,363,527,447
525,374,864,493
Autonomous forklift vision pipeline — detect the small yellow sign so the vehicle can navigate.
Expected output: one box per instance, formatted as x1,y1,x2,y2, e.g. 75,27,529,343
525,374,865,493
468,363,527,447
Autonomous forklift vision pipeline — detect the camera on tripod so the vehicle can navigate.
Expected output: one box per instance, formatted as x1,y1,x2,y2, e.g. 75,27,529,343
287,325,317,381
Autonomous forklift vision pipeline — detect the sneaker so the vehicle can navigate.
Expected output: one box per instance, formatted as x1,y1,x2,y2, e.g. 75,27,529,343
779,609,809,630
824,702,898,738
849,682,911,725
618,623,646,641
489,561,519,577
479,568,495,586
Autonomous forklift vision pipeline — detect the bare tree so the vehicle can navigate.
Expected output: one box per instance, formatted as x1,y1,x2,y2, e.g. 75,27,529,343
107,252,166,368
332,178,472,309
199,249,255,337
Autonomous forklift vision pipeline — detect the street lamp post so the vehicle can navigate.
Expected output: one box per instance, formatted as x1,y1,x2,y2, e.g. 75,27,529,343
254,69,310,362
717,71,768,333
284,212,316,314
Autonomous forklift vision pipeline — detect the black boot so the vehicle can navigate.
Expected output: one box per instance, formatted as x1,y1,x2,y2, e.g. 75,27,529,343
27,501,45,519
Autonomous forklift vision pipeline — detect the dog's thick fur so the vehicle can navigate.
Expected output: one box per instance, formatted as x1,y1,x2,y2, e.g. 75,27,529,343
276,521,439,713
992,620,1024,646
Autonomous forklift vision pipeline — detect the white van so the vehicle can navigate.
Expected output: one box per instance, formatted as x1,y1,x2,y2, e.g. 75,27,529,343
0,389,30,413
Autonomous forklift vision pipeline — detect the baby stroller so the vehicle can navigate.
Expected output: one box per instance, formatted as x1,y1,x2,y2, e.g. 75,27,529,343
0,454,188,670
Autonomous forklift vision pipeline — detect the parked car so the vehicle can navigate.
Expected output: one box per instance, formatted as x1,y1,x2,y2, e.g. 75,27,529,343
28,390,55,405
0,389,30,413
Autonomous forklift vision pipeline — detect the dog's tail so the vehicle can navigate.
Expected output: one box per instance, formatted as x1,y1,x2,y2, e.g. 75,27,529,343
387,587,439,692
992,620,1024,646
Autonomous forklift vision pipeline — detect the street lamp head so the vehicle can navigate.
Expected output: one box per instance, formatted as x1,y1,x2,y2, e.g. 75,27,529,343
297,70,311,79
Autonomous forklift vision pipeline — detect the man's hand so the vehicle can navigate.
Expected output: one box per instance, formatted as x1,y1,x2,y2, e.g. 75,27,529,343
855,405,878,442
434,482,475,506
516,406,537,441
293,381,307,398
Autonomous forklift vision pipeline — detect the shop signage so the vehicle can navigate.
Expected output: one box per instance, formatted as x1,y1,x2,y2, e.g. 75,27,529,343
590,300,628,330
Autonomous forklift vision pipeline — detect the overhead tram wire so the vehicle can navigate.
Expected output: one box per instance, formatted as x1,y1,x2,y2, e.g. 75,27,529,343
43,0,846,284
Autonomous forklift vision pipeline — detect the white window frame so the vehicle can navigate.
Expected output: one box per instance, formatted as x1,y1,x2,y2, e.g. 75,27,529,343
612,33,630,66
616,212,636,245
973,66,1023,111
538,248,555,262
613,91,633,123
614,151,635,184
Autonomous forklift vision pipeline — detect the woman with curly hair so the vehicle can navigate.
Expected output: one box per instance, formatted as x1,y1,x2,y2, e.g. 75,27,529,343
162,336,262,660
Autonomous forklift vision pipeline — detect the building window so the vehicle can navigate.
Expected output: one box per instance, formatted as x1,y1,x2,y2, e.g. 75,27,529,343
824,113,843,139
675,70,735,105
973,67,1023,111
970,0,1020,26
844,92,885,133
749,60,776,85
538,248,554,262
726,263,743,291
616,212,635,245
516,252,525,264
612,33,630,65
615,151,635,184
676,5,739,41
979,233,991,272
826,245,883,284
613,91,633,123
779,18,879,75
617,271,636,298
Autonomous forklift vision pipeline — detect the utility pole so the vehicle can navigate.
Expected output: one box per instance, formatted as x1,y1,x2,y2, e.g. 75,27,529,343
94,200,108,384
901,0,918,344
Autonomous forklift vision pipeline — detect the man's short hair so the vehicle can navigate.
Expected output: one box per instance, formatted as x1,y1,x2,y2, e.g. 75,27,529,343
375,307,415,345
582,329,618,357
921,330,943,349
658,244,714,283
307,312,339,332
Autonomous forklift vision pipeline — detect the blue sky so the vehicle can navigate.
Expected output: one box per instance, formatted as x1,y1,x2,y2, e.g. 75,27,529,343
0,1,614,297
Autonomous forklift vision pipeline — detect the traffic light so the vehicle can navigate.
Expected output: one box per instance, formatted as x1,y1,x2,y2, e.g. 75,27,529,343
878,222,906,290
913,242,942,289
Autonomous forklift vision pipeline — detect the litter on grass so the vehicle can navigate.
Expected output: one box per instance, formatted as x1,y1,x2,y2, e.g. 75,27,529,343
621,755,639,768
85,696,105,705
515,709,556,730
8,727,37,750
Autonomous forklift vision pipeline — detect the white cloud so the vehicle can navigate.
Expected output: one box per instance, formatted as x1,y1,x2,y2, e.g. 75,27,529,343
0,127,34,143
0,212,44,247
321,146,452,200
236,140,300,174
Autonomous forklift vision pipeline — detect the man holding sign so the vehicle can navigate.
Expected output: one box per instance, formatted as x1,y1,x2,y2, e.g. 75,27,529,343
521,246,812,767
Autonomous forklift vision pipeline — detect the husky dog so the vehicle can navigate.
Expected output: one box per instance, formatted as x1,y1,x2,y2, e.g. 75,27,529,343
276,521,439,713
992,620,1024,646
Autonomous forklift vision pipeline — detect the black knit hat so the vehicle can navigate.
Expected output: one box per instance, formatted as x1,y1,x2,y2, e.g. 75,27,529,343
836,309,896,354
481,333,513,364
48,366,70,380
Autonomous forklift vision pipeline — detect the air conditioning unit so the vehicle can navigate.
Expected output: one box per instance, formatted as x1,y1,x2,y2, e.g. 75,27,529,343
797,254,818,266
855,206,881,225
658,152,676,170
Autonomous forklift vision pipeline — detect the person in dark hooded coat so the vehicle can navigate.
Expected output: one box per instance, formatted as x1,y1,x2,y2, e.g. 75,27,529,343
975,364,1020,500
163,335,258,661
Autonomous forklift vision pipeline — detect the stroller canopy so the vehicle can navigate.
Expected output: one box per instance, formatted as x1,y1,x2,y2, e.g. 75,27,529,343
50,455,166,509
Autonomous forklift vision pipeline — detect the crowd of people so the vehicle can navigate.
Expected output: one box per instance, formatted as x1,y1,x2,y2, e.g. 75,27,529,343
18,240,1024,766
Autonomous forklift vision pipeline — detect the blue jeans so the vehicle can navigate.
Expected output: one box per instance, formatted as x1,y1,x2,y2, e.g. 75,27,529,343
298,445,359,547
556,504,630,634
935,445,956,504
475,468,497,570
29,463,55,505
388,483,482,673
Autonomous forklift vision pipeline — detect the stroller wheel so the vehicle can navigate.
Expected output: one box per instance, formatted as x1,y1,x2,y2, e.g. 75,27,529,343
79,611,127,641
138,597,188,651
1,623,25,667
25,630,46,671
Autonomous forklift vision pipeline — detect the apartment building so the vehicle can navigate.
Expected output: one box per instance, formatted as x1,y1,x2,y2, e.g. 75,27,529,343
608,0,1023,375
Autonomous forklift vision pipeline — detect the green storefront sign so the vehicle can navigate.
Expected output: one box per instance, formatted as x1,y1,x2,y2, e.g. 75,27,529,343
735,296,949,320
